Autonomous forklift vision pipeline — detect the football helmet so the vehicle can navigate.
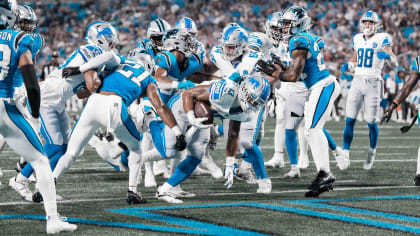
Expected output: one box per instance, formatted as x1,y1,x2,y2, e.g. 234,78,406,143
280,6,311,41
247,32,272,55
265,12,282,45
359,10,381,36
16,5,37,33
127,49,155,74
175,17,198,40
85,21,119,51
238,75,271,112
163,28,194,57
0,0,18,30
146,18,171,51
221,26,248,61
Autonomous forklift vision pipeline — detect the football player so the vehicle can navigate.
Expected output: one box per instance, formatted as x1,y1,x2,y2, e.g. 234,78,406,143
340,10,398,170
52,51,186,204
0,0,77,233
258,6,340,197
381,56,420,185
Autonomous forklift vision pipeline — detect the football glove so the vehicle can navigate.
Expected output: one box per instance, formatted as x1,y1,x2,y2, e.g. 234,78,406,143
341,63,349,74
228,72,242,82
187,111,212,129
271,56,288,71
178,80,196,90
377,51,391,60
380,102,397,125
224,156,237,189
62,67,81,78
175,134,187,151
256,59,276,77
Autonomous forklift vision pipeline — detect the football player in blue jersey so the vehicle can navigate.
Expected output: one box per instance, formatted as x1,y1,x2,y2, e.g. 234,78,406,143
0,0,77,233
258,6,340,197
382,56,420,185
52,52,186,204
138,18,171,58
341,10,398,170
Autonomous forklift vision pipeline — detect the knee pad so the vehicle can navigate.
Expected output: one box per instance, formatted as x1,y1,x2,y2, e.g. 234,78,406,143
187,142,206,159
365,114,377,124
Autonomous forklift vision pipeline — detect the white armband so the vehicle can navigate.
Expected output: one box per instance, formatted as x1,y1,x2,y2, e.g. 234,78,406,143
171,125,182,136
80,51,120,73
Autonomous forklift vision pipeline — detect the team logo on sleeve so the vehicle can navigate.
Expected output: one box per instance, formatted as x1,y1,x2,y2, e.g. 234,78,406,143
372,42,377,48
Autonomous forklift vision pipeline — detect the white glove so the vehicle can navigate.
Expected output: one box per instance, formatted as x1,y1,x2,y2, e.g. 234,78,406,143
224,156,236,189
187,111,212,129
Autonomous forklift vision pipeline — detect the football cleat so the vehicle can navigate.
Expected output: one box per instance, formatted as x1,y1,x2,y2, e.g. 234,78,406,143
126,190,147,204
200,154,223,179
305,170,335,197
364,148,376,170
9,177,32,201
256,178,272,194
168,185,196,198
414,174,420,186
335,147,350,170
236,161,257,184
156,186,183,204
282,166,301,178
46,215,77,234
264,152,285,168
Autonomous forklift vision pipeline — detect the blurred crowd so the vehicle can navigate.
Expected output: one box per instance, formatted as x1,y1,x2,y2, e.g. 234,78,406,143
26,0,419,76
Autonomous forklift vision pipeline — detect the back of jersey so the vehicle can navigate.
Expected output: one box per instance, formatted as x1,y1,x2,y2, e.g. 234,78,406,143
289,32,330,88
0,29,33,98
353,33,392,78
100,59,155,106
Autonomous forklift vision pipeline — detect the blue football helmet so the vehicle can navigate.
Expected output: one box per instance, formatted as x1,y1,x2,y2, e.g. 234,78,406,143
247,32,272,54
359,10,381,36
146,18,171,51
85,21,119,51
127,49,155,74
17,5,37,33
238,75,271,112
221,25,248,61
265,12,283,45
280,6,311,41
0,0,18,30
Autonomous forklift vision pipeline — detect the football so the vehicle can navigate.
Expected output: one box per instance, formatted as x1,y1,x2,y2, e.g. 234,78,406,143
194,100,214,125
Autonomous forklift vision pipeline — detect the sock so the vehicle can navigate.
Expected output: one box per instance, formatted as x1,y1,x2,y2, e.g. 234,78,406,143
368,122,378,149
31,157,57,216
128,150,142,193
274,116,285,155
245,145,267,179
298,125,308,158
285,129,298,165
343,117,356,150
149,120,167,157
323,129,337,151
167,155,201,186
307,128,330,173
217,124,224,136
120,150,129,168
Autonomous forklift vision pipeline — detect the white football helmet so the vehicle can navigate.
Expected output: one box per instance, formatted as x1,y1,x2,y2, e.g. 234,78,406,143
265,12,282,46
247,32,272,55
16,5,37,33
128,49,155,74
359,11,381,36
146,18,171,51
238,75,271,112
221,25,248,61
163,28,194,57
0,0,18,30
175,17,198,39
85,21,119,51
280,6,311,41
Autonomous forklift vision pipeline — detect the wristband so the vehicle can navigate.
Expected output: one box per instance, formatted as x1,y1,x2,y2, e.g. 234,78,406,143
171,125,182,136
278,72,286,82
186,111,195,121
226,156,235,166
172,81,179,89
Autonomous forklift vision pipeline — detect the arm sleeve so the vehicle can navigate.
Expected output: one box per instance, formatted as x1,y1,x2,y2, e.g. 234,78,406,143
20,64,40,118
79,51,121,73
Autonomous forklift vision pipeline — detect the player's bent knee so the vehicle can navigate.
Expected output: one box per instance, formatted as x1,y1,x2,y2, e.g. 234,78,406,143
240,138,253,150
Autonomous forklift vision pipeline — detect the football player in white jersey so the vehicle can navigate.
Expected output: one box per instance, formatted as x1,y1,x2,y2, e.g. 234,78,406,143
340,10,398,170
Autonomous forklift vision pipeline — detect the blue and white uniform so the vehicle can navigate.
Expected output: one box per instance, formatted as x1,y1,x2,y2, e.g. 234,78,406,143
138,39,158,58
289,32,340,173
154,50,202,103
53,59,154,188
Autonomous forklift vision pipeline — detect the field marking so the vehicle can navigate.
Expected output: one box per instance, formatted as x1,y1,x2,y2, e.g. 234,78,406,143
0,185,417,206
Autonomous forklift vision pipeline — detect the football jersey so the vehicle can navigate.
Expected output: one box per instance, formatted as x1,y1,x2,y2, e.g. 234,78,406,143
353,32,392,77
289,32,330,88
40,44,104,110
100,59,156,106
137,38,158,58
210,45,238,77
412,56,420,75
0,30,34,98
209,78,251,122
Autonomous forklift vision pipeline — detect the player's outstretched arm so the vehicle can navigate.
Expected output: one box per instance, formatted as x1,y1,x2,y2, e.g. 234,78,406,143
19,50,40,118
381,46,398,68
154,66,195,90
381,70,419,124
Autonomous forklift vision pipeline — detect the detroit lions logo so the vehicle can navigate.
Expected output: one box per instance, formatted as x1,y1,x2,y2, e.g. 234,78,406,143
372,42,378,48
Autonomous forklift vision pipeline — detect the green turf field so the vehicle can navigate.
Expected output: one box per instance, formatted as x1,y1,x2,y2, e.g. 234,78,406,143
1,118,420,235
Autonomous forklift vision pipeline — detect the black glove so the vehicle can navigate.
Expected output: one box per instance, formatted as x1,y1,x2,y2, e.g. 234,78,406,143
175,134,187,151
271,56,288,71
105,132,114,142
380,103,397,125
62,66,81,78
256,59,276,77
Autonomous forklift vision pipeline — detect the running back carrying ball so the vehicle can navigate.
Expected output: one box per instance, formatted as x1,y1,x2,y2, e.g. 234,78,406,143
194,100,214,124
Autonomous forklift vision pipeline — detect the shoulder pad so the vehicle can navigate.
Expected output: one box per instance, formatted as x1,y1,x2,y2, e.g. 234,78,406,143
14,32,33,52
78,44,103,62
289,34,311,52
380,33,392,47
412,57,420,74
209,78,239,115
154,52,171,70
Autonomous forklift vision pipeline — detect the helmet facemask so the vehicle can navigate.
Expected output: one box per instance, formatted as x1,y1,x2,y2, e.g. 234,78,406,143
359,11,381,36
238,76,270,113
